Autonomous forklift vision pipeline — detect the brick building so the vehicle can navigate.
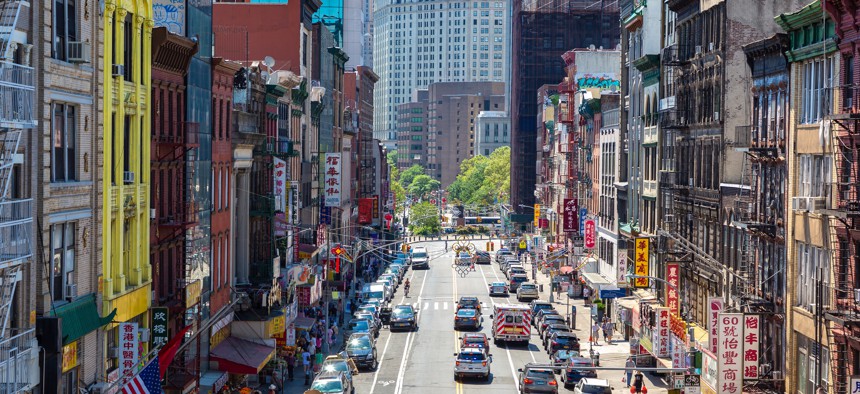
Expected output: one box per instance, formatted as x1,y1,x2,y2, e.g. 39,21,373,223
396,91,429,170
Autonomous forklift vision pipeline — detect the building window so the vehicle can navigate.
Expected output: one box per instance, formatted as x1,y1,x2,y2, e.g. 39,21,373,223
796,333,830,394
798,154,831,198
53,0,78,61
62,366,79,394
795,241,830,310
52,103,77,182
123,13,134,81
800,56,835,124
51,222,76,302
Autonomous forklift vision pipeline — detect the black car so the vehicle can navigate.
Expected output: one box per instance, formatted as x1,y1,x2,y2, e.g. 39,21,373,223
345,333,378,370
454,308,483,330
475,251,492,264
542,323,571,346
457,296,482,313
547,332,580,355
389,305,418,331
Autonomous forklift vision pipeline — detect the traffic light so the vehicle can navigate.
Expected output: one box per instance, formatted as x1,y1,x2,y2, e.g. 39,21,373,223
402,244,408,252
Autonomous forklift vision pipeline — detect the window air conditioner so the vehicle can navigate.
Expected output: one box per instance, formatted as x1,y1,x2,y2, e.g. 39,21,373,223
67,41,91,64
138,328,150,342
64,283,77,299
89,383,110,394
123,171,134,184
112,64,125,77
708,42,715,52
695,45,702,55
792,196,809,211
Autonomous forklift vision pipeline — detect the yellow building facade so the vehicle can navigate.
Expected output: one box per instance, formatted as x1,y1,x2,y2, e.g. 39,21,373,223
101,0,153,354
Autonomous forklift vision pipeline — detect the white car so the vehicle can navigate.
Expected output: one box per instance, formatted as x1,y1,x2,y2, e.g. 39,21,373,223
573,378,612,394
489,281,509,296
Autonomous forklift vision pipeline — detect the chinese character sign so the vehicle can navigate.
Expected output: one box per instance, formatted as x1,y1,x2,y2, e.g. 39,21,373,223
563,199,578,233
118,322,139,378
709,297,724,354
717,313,743,394
666,263,680,314
850,376,860,394
372,195,380,224
617,249,628,288
584,219,596,249
579,208,587,233
358,198,373,224
633,237,650,288
533,204,541,227
654,307,670,357
671,334,685,369
273,157,287,211
742,315,760,379
150,308,169,348
324,153,342,207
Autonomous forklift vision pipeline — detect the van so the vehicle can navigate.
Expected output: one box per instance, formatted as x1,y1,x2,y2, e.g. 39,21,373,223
361,283,388,302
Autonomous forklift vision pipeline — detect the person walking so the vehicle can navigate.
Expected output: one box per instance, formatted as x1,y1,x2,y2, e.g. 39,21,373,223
591,322,600,345
603,320,614,344
625,357,636,387
302,347,312,385
286,350,296,381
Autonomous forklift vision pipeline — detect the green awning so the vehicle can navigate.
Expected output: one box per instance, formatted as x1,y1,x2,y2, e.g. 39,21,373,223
50,293,117,346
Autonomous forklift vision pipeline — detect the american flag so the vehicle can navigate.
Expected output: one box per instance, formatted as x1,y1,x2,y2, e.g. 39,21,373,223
122,356,162,394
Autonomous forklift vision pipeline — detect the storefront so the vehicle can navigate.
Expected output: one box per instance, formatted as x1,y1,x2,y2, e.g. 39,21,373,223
209,336,277,389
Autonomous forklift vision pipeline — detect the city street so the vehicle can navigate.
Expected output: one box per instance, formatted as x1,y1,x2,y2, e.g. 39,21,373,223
347,239,670,394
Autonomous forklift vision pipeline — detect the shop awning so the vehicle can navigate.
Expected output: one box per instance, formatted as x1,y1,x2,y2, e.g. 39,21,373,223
615,297,639,310
580,272,613,289
559,266,575,275
210,336,276,375
50,293,116,346
293,317,315,330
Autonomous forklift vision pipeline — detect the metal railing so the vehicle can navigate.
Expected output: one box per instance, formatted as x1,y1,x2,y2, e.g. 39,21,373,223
0,328,37,393
0,199,31,269
602,108,620,128
0,62,35,127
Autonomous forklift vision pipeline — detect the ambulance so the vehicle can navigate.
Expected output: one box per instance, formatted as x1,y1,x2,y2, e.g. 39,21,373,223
491,304,532,344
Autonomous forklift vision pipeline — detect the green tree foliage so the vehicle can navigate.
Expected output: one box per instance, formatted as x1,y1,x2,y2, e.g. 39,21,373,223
399,164,425,189
408,201,441,235
407,174,441,199
447,146,510,205
390,177,407,215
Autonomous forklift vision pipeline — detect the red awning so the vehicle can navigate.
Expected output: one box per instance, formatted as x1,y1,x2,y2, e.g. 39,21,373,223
559,266,575,275
209,336,276,375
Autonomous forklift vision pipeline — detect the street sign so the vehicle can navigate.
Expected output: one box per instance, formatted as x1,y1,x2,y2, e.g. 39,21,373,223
518,240,527,250
684,375,701,394
384,213,393,221
584,219,596,249
673,375,685,389
599,289,626,299
430,199,437,204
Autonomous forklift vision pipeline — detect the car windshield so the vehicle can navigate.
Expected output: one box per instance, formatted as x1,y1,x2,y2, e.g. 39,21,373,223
360,306,378,314
412,251,428,258
556,350,579,358
492,282,506,287
526,369,555,379
364,291,384,299
347,337,372,350
464,336,485,344
554,335,576,343
310,379,344,393
349,320,370,331
544,315,564,322
512,276,527,283
579,384,611,394
457,309,477,317
322,361,349,374
392,307,413,318
458,352,486,361
460,298,478,306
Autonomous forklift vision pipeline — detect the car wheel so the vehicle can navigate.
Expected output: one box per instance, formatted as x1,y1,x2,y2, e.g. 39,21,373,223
453,374,459,382
484,373,490,381
372,358,379,370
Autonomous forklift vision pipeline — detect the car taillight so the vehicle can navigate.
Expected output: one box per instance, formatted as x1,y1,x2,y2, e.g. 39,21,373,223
456,361,460,366
522,378,534,384
482,361,487,366
548,380,558,386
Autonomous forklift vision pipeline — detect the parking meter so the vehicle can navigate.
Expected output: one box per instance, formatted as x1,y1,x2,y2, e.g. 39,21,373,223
570,306,577,330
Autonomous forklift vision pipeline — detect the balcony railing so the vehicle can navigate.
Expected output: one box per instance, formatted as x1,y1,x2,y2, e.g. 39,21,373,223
0,199,32,269
659,109,687,129
0,62,35,128
602,108,620,128
0,328,38,393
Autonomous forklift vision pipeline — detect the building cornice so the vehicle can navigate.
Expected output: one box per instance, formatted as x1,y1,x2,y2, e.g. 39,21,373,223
775,0,824,31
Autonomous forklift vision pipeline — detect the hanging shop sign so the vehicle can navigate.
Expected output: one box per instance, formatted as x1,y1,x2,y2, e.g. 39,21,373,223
533,204,541,227
358,198,373,224
666,263,680,314
584,219,596,249
717,313,743,394
273,157,287,211
654,307,670,357
62,341,78,373
617,249,628,288
742,315,760,380
151,307,169,348
563,199,578,233
324,153,342,207
118,322,140,378
708,297,724,354
633,237,650,288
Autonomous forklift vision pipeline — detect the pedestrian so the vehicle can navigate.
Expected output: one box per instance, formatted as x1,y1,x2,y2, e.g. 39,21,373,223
327,325,335,344
308,337,316,357
625,357,636,387
301,348,312,384
591,322,600,345
602,320,613,343
285,350,296,381
331,324,339,344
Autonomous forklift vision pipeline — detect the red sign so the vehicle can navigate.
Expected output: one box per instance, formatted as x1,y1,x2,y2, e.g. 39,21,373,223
384,213,393,221
563,199,578,233
442,197,447,204
331,245,344,256
743,315,760,379
669,312,687,342
584,219,596,249
358,198,373,224
666,263,680,314
430,199,436,205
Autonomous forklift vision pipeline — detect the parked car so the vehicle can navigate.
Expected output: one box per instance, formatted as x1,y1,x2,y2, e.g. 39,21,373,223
453,348,492,381
572,378,612,394
551,349,581,365
541,323,571,344
389,304,418,331
345,333,378,370
561,358,598,388
534,309,560,328
457,296,482,313
518,367,558,394
454,308,483,330
352,312,381,335
346,318,378,338
475,251,492,264
517,283,539,301
489,281,509,297
509,273,528,291
530,301,554,319
538,314,567,335
495,250,513,263
320,355,357,383
310,370,354,394
506,264,526,279
547,332,581,356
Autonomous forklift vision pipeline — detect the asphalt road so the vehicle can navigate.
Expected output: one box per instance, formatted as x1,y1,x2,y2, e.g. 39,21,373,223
351,239,670,394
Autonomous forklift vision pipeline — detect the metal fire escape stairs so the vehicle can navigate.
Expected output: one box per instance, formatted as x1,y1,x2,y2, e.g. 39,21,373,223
822,112,860,394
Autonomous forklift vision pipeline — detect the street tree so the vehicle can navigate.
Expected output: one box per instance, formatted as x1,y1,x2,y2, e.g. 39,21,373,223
399,164,425,189
407,174,441,200
408,201,441,236
448,146,510,206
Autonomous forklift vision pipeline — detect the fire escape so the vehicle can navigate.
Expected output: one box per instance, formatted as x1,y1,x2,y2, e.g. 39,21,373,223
0,1,38,392
822,103,860,394
558,81,578,195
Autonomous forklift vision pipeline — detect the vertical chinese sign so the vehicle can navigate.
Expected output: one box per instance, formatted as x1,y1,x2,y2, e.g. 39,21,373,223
717,313,743,394
533,204,541,227
119,322,139,378
654,307,670,357
633,237,650,288
358,198,373,224
324,153,342,207
372,195,380,224
151,307,169,348
708,297,724,354
742,315,760,380
670,313,687,368
584,219,596,249
273,157,287,211
617,249,628,288
666,263,680,314
563,198,578,233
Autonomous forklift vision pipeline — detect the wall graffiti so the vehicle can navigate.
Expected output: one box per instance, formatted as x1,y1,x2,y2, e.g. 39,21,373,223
153,0,186,36
576,74,621,91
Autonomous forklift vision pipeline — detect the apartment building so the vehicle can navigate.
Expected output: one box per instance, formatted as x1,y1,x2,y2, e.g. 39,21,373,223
396,91,429,170
474,110,510,157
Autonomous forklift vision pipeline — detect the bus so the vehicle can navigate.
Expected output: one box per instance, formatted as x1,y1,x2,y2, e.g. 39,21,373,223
464,216,502,229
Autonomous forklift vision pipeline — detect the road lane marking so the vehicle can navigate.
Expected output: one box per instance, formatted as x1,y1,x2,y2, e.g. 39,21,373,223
443,302,448,310
368,268,421,394
477,264,527,393
392,262,430,394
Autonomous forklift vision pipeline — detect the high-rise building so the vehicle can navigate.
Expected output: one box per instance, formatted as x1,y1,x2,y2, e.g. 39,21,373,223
474,111,510,157
396,90,429,170
509,0,619,213
373,0,511,149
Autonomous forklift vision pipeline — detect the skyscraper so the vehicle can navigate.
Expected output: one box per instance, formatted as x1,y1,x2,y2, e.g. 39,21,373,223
373,0,511,149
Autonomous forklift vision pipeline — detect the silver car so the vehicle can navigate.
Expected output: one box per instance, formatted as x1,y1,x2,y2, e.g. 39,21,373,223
517,283,539,301
453,347,492,381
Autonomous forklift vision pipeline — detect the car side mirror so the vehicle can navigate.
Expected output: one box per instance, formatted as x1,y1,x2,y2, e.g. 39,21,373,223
454,353,458,356
517,368,523,372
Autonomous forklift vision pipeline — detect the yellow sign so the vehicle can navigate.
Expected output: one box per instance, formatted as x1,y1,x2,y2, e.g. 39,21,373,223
186,280,202,308
533,204,541,227
518,240,527,250
634,237,650,288
62,341,78,373
269,313,286,337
